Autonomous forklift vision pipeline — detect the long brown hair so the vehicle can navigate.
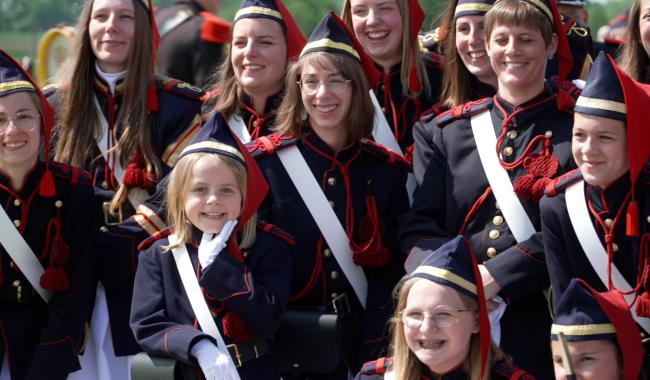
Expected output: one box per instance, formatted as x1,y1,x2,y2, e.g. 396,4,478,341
274,52,374,141
390,277,506,380
165,152,256,250
341,0,431,99
619,0,650,84
53,0,160,210
439,1,478,109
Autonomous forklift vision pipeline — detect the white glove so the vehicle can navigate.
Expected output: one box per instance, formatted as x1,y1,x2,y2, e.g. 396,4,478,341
191,339,240,380
198,219,238,268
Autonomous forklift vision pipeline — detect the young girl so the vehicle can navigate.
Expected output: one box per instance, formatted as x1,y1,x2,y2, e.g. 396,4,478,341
341,0,443,153
249,11,410,378
356,236,534,379
412,0,497,182
130,136,292,379
550,279,643,380
200,0,306,143
0,50,95,379
399,0,577,376
541,51,650,315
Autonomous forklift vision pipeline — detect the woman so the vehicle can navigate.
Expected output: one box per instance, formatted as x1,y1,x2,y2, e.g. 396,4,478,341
412,0,497,182
541,52,650,317
550,279,643,380
356,236,534,379
0,50,95,379
399,0,576,377
341,0,443,154
46,0,204,377
619,0,650,83
200,0,306,143
249,11,410,378
131,136,292,379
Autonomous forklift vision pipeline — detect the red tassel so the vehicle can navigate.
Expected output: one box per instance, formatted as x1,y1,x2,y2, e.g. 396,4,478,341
122,151,157,190
40,267,69,291
221,311,255,343
49,239,70,266
38,170,56,197
626,200,639,237
523,154,559,178
353,246,391,268
556,88,576,112
530,177,553,202
513,174,537,200
146,84,158,112
636,293,650,317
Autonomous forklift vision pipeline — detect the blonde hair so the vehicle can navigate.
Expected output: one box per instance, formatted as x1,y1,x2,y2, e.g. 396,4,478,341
619,0,650,83
341,0,431,98
389,277,506,380
274,52,374,141
165,152,256,251
484,0,554,45
53,0,160,212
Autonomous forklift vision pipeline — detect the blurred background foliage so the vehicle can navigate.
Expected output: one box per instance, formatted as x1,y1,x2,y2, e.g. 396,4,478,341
0,0,634,62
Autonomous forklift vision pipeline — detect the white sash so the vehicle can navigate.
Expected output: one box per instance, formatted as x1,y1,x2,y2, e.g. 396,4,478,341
369,90,416,204
227,114,251,143
93,97,149,208
169,234,241,377
0,207,51,302
470,111,536,243
565,180,650,333
277,146,368,308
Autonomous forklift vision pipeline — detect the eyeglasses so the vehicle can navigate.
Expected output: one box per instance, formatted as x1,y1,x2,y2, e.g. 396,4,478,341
0,111,40,135
400,305,472,329
297,77,352,95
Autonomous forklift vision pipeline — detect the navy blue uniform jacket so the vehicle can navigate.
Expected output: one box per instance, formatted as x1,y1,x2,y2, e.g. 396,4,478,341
250,131,410,371
130,225,292,379
399,88,575,378
0,161,95,379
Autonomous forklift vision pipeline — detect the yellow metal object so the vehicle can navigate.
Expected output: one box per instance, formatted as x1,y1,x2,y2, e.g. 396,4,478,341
36,26,76,87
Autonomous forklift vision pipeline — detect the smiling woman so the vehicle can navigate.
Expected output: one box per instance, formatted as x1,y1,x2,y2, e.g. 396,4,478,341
45,0,205,378
398,1,578,377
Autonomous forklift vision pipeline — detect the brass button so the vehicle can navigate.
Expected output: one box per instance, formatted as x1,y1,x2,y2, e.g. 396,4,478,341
12,280,20,287
646,215,650,224
495,201,501,210
292,363,300,369
327,177,337,186
323,248,332,258
330,271,339,280
242,251,249,259
330,292,338,299
99,226,109,233
507,130,518,139
329,200,335,208
612,243,619,252
487,247,497,258
13,199,20,207
604,218,613,227
493,215,504,226
13,220,20,228
9,261,15,268
489,229,500,239
545,130,553,138
101,181,108,189
503,146,513,157
55,200,63,208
